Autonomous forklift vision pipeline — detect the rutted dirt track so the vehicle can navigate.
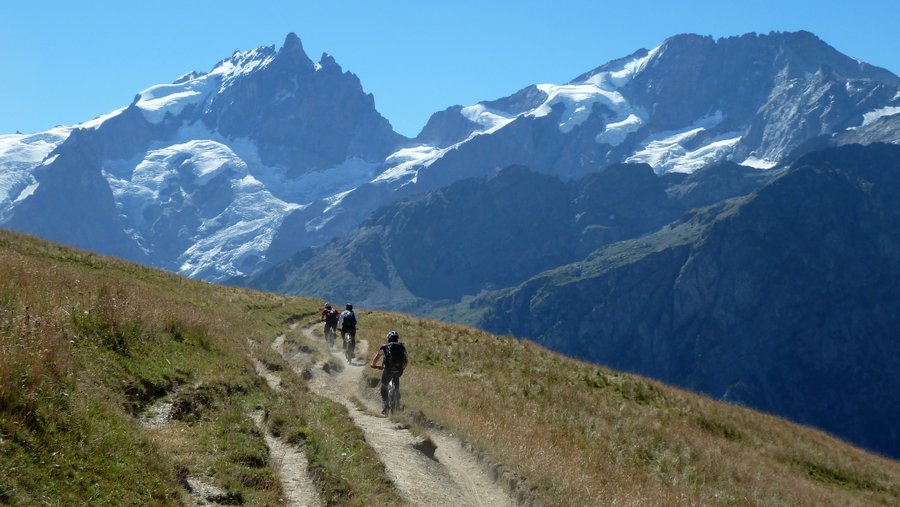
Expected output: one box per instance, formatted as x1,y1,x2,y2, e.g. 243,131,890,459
249,338,323,507
251,410,322,507
290,324,519,507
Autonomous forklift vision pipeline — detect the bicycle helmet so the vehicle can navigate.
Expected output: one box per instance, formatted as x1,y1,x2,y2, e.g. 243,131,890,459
325,303,332,309
346,303,353,310
387,331,400,342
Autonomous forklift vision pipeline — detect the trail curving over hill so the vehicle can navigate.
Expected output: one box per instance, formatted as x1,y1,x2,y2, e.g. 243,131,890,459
293,324,518,507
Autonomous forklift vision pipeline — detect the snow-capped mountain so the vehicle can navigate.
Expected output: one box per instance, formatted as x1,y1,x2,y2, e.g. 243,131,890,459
266,31,900,267
1,31,898,281
2,33,403,279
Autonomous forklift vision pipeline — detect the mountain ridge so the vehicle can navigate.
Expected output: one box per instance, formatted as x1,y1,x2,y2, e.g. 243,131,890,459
476,143,900,458
2,30,898,281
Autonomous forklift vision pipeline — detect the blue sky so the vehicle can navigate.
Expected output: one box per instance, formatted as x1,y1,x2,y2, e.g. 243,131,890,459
2,0,898,137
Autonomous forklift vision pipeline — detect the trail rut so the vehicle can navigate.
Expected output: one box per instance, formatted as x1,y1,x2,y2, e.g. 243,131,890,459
248,338,323,507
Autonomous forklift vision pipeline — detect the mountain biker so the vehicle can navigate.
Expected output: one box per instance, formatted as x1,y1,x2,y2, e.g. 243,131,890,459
321,303,339,348
370,331,408,415
338,303,358,360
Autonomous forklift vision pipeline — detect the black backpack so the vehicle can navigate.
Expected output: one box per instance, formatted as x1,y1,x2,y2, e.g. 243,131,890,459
342,311,357,329
324,309,339,324
383,342,407,369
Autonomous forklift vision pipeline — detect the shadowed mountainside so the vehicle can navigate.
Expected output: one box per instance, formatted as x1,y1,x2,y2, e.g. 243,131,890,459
478,143,900,458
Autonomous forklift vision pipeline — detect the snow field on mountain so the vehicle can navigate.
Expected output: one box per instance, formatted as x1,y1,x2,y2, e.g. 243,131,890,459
460,104,515,132
596,113,644,146
136,83,212,123
136,47,276,124
102,128,303,278
531,83,630,133
625,111,748,173
0,129,69,209
374,145,442,185
861,106,900,126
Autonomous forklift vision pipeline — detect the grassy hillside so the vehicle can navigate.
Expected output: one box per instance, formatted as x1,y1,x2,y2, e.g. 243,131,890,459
0,230,400,505
359,314,900,506
2,228,898,506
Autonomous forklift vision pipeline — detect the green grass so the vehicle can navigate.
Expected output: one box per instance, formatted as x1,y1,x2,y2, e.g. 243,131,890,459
0,230,400,505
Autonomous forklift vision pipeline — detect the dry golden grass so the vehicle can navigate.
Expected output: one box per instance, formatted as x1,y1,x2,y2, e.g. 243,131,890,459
4,228,898,506
0,231,400,505
359,312,900,506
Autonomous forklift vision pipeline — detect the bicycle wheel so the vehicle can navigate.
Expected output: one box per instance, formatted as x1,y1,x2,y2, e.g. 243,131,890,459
325,327,335,350
344,334,354,363
389,380,400,414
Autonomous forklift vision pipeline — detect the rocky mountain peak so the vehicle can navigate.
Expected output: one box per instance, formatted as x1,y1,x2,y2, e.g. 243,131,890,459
276,32,314,69
281,31,303,53
318,52,342,73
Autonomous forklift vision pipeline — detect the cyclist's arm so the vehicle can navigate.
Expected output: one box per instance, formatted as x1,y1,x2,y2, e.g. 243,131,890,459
370,350,383,368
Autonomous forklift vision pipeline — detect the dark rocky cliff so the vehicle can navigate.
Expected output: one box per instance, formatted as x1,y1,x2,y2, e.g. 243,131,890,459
478,143,900,458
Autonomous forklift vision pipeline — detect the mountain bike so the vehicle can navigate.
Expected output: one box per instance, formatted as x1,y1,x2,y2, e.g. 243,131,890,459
342,330,355,363
371,365,401,415
324,324,336,350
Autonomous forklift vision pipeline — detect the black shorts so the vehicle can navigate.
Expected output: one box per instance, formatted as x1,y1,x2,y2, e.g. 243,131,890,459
381,368,403,386
342,327,357,339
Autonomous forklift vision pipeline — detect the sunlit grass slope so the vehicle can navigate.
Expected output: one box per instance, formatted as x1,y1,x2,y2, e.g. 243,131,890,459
2,228,898,506
0,230,400,506
361,313,900,506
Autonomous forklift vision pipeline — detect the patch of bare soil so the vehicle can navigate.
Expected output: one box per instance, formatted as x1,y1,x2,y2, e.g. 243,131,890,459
139,395,175,429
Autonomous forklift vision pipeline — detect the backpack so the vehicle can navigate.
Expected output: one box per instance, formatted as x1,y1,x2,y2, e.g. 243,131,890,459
324,309,339,324
383,342,407,369
342,311,357,329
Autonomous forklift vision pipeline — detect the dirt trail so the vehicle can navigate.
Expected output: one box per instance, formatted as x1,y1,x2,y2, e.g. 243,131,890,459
294,325,518,507
248,338,323,507
251,410,322,507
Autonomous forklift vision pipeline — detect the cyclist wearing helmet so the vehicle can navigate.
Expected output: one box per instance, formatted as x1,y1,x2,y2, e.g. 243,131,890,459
321,303,339,349
338,304,358,360
370,331,408,415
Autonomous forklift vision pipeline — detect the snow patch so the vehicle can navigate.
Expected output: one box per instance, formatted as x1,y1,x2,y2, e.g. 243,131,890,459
595,114,643,146
374,145,443,184
12,182,39,204
322,189,355,214
77,108,127,130
0,129,72,214
136,47,275,124
741,156,778,169
584,45,660,88
626,112,738,173
531,83,629,133
136,85,209,123
460,104,515,132
861,106,900,126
